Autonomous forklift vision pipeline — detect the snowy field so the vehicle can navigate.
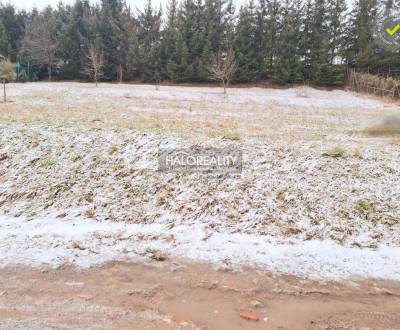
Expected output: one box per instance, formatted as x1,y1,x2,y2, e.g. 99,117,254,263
1,82,400,281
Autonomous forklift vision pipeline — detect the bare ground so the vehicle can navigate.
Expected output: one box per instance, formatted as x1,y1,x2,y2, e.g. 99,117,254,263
1,260,400,330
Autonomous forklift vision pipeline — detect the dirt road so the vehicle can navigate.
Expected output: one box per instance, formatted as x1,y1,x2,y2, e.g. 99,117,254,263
0,260,399,329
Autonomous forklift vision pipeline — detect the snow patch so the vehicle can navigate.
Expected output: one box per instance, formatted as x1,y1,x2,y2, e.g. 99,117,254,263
1,215,399,281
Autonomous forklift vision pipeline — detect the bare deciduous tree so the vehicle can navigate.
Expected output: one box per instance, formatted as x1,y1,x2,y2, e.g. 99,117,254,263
83,43,104,87
207,49,237,94
22,17,58,81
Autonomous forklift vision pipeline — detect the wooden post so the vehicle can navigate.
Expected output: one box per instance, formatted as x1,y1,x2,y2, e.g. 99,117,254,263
3,79,5,103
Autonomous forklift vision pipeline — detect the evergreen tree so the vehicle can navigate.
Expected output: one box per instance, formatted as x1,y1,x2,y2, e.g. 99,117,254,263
58,0,92,79
273,0,303,84
0,4,26,61
234,1,260,82
0,0,392,86
137,0,162,82
300,0,314,79
344,0,379,70
0,22,8,56
161,0,179,80
174,0,204,81
264,0,281,74
310,0,329,77
327,0,347,64
256,0,268,77
309,0,343,85
223,0,236,50
121,6,140,80
98,0,126,81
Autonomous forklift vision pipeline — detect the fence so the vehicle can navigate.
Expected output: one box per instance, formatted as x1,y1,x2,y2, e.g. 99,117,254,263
346,68,400,99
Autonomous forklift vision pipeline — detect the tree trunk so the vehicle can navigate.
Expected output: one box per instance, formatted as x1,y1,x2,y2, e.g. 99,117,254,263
3,80,5,103
117,64,123,83
48,65,52,81
223,81,227,94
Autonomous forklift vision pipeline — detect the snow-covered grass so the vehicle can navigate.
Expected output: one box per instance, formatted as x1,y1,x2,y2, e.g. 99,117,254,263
1,82,398,140
1,215,400,281
0,82,400,280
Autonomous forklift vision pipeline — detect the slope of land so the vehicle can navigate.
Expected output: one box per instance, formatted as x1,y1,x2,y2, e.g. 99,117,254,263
0,83,400,328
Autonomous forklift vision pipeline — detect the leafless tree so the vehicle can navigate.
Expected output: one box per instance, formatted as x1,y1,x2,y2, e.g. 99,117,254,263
22,17,58,81
207,49,237,94
83,43,104,87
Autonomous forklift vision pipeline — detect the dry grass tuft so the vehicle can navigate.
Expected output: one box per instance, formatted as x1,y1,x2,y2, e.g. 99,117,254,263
352,148,362,159
355,199,375,217
322,147,346,158
222,131,241,141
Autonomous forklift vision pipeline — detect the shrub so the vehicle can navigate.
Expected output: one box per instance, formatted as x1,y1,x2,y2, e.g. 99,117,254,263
0,59,16,82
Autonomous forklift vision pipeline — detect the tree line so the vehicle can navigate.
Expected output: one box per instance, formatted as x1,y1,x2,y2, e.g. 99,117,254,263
0,0,398,86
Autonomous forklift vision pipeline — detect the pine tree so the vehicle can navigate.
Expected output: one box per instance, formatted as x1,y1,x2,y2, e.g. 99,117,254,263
188,0,206,81
58,0,92,79
137,0,162,82
310,0,328,76
0,4,26,61
161,0,179,80
174,0,204,82
309,0,343,85
234,0,260,82
264,0,281,75
300,0,313,79
0,0,392,86
201,0,235,80
98,0,126,81
0,22,8,57
273,0,303,85
344,0,379,70
256,0,268,77
223,0,236,50
121,7,140,80
327,0,347,64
